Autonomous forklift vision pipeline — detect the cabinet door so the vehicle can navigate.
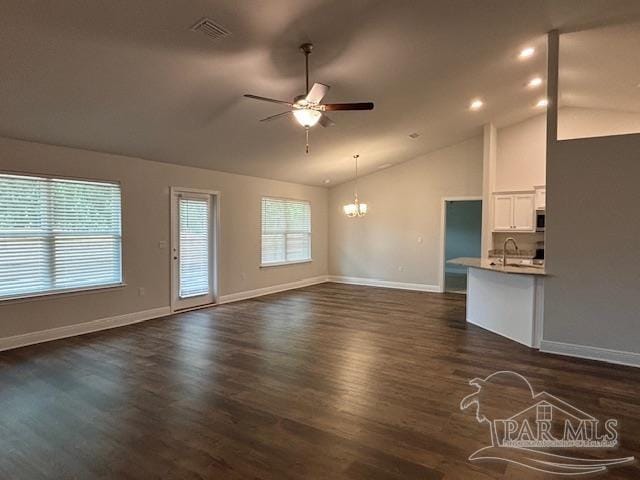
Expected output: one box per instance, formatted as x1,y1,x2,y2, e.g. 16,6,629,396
513,194,535,231
535,188,546,210
493,195,514,231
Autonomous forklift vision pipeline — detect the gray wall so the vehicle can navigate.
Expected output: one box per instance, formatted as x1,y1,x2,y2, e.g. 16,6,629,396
0,137,328,339
544,132,640,353
445,200,482,275
328,136,483,288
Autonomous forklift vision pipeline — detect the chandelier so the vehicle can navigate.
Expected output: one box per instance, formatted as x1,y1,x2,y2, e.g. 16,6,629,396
343,154,368,217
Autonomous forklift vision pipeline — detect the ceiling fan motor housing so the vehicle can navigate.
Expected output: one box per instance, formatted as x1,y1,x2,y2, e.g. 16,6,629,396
300,43,314,55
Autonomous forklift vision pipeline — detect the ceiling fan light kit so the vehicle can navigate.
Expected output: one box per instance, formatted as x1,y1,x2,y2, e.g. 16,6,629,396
243,43,374,153
292,108,321,128
343,154,368,218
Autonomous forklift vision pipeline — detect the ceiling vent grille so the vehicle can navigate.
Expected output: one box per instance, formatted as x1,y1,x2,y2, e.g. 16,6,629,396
191,18,230,40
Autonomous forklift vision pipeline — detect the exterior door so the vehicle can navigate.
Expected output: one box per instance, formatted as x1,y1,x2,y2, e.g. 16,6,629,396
171,190,216,311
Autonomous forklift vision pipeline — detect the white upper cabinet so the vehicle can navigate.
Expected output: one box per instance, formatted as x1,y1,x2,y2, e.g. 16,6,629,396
512,194,535,231
535,186,546,210
493,195,514,231
493,192,535,232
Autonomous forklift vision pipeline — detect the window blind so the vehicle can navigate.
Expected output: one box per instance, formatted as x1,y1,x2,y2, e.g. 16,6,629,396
178,197,210,298
0,173,122,300
261,197,311,265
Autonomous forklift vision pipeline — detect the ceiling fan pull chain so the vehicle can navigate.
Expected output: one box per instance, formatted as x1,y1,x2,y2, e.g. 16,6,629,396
305,127,310,154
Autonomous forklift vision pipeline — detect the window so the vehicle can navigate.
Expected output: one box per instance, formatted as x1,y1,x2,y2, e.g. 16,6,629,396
261,197,311,266
0,173,122,300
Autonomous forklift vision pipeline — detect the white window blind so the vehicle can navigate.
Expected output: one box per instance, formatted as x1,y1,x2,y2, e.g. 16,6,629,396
0,173,122,300
178,197,210,298
261,197,311,266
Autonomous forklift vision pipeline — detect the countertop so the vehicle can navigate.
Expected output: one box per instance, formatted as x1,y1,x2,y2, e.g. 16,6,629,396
448,257,546,276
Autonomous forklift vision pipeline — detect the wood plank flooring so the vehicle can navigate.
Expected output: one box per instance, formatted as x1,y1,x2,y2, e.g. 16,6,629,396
1,282,639,479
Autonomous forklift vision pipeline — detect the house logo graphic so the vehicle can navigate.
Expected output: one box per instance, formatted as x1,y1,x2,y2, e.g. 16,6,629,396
460,371,635,475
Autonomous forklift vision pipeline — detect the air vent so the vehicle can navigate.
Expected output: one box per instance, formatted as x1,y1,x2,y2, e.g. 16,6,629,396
191,18,230,40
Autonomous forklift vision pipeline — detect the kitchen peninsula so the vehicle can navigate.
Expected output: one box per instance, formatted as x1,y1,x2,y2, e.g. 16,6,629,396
448,257,545,348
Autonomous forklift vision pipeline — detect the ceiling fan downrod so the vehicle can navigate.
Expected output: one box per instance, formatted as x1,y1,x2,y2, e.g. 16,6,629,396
300,43,313,95
301,43,314,154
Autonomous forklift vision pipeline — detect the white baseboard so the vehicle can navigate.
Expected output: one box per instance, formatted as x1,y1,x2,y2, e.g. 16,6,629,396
327,275,440,293
540,340,640,368
0,306,172,352
218,275,329,304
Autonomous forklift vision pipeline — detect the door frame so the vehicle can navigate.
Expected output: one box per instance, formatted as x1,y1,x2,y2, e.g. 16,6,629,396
170,187,221,313
438,196,483,293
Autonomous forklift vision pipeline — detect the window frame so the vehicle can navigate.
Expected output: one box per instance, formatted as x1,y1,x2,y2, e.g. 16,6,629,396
260,196,312,268
0,170,125,303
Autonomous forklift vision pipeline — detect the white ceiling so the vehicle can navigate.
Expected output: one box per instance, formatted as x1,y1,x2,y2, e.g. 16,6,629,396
2,1,640,186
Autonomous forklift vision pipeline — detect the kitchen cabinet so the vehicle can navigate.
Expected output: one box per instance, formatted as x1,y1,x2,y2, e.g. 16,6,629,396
493,193,535,232
535,186,546,210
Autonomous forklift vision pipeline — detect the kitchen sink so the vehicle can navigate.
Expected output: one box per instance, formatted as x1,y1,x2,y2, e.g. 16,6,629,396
506,263,544,269
490,258,545,269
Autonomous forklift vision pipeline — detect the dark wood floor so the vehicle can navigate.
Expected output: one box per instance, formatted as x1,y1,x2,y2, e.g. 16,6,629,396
1,283,639,479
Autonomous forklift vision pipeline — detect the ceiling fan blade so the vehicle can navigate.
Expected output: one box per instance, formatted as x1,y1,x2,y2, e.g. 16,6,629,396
323,102,374,111
260,111,292,122
319,114,335,127
306,83,330,104
244,94,292,106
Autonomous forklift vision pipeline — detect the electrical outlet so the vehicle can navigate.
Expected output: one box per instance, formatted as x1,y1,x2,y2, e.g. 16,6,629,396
241,272,246,281
158,240,167,249
398,266,404,272
417,235,423,244
138,287,145,297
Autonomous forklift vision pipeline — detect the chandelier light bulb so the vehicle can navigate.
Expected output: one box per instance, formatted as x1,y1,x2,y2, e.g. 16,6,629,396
343,154,368,217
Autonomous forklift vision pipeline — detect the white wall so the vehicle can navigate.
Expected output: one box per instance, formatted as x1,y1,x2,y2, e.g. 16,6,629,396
496,114,546,191
328,137,483,289
496,108,640,192
0,137,328,339
558,107,640,140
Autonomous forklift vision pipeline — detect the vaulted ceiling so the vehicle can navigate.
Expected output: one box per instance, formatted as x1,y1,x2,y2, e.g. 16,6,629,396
2,1,640,185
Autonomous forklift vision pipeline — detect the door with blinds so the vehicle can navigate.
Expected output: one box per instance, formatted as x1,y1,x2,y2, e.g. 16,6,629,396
171,190,217,311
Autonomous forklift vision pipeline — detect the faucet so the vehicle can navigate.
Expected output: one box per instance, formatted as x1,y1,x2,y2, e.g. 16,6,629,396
503,237,519,267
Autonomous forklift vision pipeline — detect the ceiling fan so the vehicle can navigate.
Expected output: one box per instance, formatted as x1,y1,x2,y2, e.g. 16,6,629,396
243,43,374,153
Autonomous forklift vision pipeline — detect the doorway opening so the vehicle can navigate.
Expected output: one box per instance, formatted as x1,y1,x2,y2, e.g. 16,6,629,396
441,198,482,294
170,188,219,312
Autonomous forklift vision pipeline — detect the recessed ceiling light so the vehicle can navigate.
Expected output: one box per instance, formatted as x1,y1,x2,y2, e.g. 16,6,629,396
469,99,484,111
527,77,543,88
519,47,535,59
536,98,549,108
323,178,331,184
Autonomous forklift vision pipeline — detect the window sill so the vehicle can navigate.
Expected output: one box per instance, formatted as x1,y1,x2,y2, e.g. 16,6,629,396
260,259,312,268
0,283,127,305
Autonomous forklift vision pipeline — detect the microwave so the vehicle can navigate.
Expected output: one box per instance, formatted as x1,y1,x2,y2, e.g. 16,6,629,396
536,211,545,232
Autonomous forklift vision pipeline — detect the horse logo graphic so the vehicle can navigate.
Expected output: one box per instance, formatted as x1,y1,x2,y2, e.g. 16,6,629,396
460,371,634,475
